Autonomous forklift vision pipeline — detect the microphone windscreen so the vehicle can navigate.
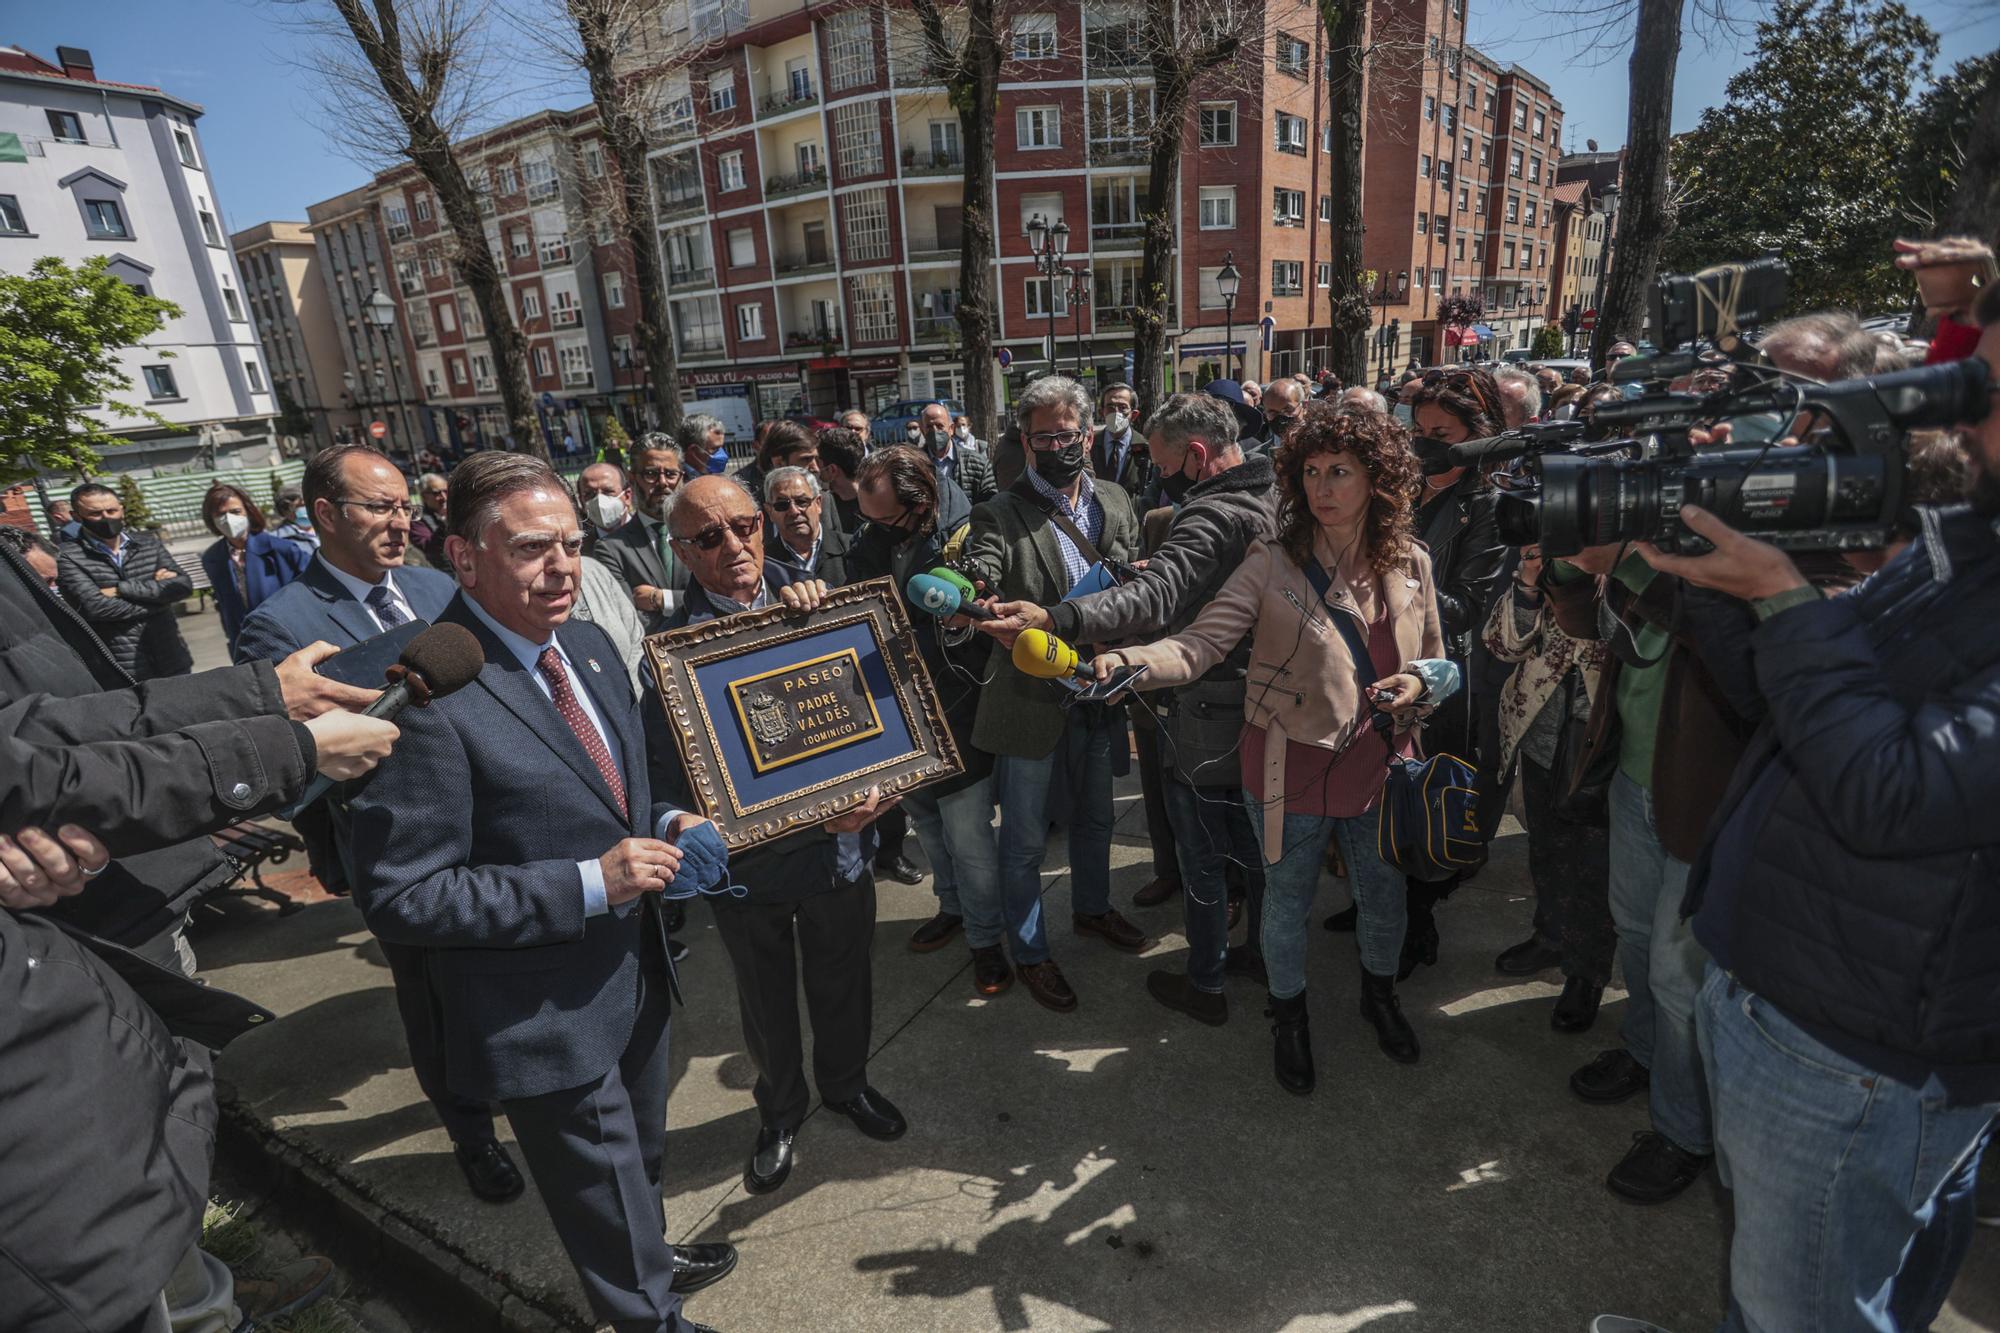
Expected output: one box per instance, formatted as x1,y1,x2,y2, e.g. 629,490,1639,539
930,568,977,600
906,572,963,619
1012,628,1078,679
399,622,485,698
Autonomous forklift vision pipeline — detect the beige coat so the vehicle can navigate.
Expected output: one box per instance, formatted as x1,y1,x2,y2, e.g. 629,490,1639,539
1116,536,1445,856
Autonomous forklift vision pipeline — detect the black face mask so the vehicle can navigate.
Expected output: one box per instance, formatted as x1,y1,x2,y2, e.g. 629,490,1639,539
1411,436,1458,477
1160,456,1198,504
80,515,124,542
1033,441,1089,487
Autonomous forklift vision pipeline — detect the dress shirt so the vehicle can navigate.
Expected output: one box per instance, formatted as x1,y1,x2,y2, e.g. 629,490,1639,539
317,554,416,631
1025,466,1105,590
1104,429,1135,480
929,442,957,488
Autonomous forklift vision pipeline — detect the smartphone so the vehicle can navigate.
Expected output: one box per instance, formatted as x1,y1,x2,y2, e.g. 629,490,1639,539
313,619,430,689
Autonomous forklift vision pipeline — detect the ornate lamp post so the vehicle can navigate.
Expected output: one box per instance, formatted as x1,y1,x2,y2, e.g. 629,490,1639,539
1218,252,1240,379
1373,270,1407,378
1027,214,1070,378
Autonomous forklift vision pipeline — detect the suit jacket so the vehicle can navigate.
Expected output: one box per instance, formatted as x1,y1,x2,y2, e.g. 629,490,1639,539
588,510,687,632
346,595,683,1103
961,476,1140,759
56,528,193,679
1091,426,1153,494
203,532,312,651
232,556,458,666
767,516,852,588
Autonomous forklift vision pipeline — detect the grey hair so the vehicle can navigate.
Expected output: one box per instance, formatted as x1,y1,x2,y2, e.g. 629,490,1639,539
1340,386,1389,415
419,471,448,489
1144,392,1239,452
763,465,822,502
635,432,681,461
675,415,722,452
1015,374,1093,434
1492,366,1542,423
1761,311,1878,382
445,451,566,545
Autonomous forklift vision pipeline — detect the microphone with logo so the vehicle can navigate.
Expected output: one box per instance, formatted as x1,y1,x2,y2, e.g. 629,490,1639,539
295,621,486,807
905,571,996,622
1011,628,1149,700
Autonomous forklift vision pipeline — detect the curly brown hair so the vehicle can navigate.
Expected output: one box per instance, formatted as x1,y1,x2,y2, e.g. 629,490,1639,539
1273,402,1420,578
1403,366,1503,442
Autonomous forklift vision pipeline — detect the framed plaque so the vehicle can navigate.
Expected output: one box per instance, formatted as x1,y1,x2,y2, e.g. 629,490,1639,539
643,578,964,850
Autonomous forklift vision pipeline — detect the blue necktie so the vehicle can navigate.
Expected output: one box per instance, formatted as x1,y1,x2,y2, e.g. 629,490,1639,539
365,584,407,628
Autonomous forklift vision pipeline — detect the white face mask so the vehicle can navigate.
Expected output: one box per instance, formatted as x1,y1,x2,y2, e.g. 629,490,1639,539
220,512,251,541
1106,410,1130,435
954,425,970,441
585,493,626,530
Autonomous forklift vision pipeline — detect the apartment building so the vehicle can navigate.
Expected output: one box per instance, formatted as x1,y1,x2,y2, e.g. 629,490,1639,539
0,43,276,468
638,0,1343,419
232,221,351,452
1557,145,1624,327
1546,177,1605,340
303,183,430,457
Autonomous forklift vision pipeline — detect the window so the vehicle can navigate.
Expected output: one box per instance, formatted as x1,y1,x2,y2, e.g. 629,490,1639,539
1424,95,1436,122
550,288,579,326
1318,194,1333,222
848,270,896,341
797,139,826,176
1513,103,1528,130
472,352,495,391
1198,185,1235,230
584,144,604,178
1524,199,1537,226
1024,275,1068,317
198,200,221,247
1012,13,1056,60
498,163,519,194
533,346,553,377
1435,213,1448,236
535,209,571,265
825,9,876,91
1420,155,1431,178
509,227,531,258
1316,262,1332,288
1272,188,1304,226
718,150,746,192
1447,46,1461,76
727,227,756,268
1198,102,1236,148
1466,79,1479,109
1016,105,1060,150
921,125,951,166
424,363,442,394
595,218,615,246
1473,235,1484,262
448,357,467,385
1431,267,1444,291
1506,194,1520,223
438,299,457,332
143,364,181,398
613,334,634,367
833,101,884,174
174,127,198,167
1270,260,1303,296
1533,110,1546,137
1503,241,1516,269
1477,188,1488,214
1443,106,1456,136
386,203,410,238
1462,135,1473,162
1458,186,1469,212
604,271,625,307
1509,148,1523,178
0,195,26,234
1530,153,1543,183
1273,113,1306,155
1485,89,1496,115
1275,33,1309,77
786,57,813,101
1090,85,1153,154
1455,235,1465,261
459,294,484,336
84,198,129,239
414,192,433,222
1321,124,1333,154
517,287,543,321
245,360,264,391
1019,190,1064,235
707,70,735,114
1416,214,1428,236
557,341,592,386
46,109,84,143
736,302,764,339
424,249,444,277
843,188,890,261
221,278,245,321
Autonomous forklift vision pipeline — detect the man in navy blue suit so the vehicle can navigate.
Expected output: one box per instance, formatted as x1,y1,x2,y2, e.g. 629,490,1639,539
230,444,518,1205
347,452,737,1332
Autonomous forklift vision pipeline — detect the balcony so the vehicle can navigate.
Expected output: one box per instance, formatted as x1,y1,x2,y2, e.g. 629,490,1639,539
1093,306,1134,329
538,241,572,266
1090,222,1144,252
901,147,963,177
911,314,957,343
785,324,840,347
764,166,828,200
1273,213,1305,229
1086,35,1146,70
657,191,706,221
562,367,592,387
551,306,581,327
908,244,958,265
1087,139,1149,167
653,98,697,142
667,265,714,291
527,179,560,203
386,222,412,241
680,333,725,355
760,84,818,119
774,251,836,278
1271,280,1303,298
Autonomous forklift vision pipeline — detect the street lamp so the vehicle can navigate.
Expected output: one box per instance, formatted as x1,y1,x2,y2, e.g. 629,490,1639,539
1217,252,1240,379
1028,214,1070,378
1373,270,1408,378
361,288,399,450
1066,266,1091,378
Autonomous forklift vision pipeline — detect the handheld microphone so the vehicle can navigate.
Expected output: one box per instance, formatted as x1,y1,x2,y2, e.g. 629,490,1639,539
927,567,978,601
295,621,485,807
1012,628,1093,682
906,572,995,621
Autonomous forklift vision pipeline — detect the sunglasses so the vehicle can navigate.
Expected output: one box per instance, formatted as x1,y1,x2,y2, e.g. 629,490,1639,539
768,495,816,513
1420,369,1498,420
675,515,760,550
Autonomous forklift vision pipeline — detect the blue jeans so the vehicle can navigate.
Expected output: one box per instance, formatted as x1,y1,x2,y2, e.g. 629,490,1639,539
1259,800,1405,998
904,773,999,944
1698,965,1998,1332
992,709,1116,965
1161,775,1263,992
1607,770,1713,1155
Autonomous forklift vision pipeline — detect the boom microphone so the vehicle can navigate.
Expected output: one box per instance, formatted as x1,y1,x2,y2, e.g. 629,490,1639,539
1445,420,1588,467
295,621,485,806
1012,628,1093,682
906,572,995,621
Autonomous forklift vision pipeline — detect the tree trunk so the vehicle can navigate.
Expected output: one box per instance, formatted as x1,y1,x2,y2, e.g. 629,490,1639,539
1133,42,1190,416
949,0,1004,445
1320,0,1369,385
569,1,683,433
1592,0,1681,363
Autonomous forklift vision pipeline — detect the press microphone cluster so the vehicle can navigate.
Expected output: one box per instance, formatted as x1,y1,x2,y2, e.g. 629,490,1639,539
1011,628,1093,682
905,570,995,621
296,621,485,807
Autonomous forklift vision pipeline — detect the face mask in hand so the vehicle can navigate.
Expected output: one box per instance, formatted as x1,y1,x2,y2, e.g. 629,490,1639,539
585,493,627,531
220,512,251,541
1033,440,1089,487
80,515,124,542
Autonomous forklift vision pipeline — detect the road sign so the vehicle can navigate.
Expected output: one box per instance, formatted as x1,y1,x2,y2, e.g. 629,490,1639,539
1579,308,1598,333
368,420,388,440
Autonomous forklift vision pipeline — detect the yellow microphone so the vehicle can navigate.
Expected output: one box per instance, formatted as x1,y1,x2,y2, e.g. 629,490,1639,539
1012,628,1091,682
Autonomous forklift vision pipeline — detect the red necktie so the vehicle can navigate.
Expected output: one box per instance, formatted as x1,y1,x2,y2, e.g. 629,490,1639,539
537,645,627,819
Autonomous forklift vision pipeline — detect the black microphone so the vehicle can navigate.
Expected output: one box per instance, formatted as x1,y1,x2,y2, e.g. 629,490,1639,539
1445,420,1588,467
294,622,485,807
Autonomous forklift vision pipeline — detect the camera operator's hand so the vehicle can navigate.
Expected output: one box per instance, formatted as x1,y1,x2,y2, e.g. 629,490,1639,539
0,824,111,910
276,642,388,721
1894,236,1996,320
304,710,400,781
776,579,830,613
1637,505,1809,603
1560,543,1624,576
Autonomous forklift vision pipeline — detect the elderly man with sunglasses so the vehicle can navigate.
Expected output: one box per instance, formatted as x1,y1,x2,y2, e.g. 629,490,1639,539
763,466,852,587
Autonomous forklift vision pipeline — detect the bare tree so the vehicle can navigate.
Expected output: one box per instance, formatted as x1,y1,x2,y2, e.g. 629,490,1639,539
1589,0,1680,362
298,0,547,457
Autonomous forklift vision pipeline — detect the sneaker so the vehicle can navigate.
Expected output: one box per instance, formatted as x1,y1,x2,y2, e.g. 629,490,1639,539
1569,1048,1650,1104
1606,1130,1710,1204
233,1256,336,1329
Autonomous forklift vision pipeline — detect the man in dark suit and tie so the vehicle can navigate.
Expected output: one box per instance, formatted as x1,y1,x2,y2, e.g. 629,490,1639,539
348,453,736,1332
231,444,517,1205
1089,382,1150,494
591,435,690,630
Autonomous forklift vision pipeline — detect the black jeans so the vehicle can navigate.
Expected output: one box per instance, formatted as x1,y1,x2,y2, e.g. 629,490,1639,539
1517,754,1616,984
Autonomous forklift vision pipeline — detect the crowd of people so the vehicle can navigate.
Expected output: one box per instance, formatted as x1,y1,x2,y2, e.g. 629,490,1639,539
5,236,2000,1333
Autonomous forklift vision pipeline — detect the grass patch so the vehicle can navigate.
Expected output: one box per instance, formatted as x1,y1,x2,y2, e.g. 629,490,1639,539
201,1200,266,1271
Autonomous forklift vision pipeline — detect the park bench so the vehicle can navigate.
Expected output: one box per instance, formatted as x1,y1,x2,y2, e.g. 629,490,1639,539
209,820,308,914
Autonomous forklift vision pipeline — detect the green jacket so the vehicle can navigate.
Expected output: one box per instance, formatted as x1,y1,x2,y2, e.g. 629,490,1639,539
961,475,1140,759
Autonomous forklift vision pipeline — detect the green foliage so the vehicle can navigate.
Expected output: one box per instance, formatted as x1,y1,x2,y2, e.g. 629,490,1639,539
1898,50,1999,232
0,256,180,485
1436,294,1483,329
113,473,153,528
1661,0,1939,313
271,384,314,439
600,414,632,450
1531,324,1567,359
268,468,286,514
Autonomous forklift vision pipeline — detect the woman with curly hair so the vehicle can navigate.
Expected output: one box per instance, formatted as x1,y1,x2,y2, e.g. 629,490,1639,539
1091,405,1460,1089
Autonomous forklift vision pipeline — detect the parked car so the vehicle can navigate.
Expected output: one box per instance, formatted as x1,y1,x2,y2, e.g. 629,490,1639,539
868,398,965,446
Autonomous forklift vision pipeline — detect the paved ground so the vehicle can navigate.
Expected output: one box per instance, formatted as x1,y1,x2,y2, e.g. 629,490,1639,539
175,600,1999,1333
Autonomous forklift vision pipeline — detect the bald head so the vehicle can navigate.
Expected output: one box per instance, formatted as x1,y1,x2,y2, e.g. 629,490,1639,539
1340,386,1389,414
667,474,764,604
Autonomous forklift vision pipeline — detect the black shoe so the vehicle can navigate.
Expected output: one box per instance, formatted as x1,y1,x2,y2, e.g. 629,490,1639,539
970,944,1013,995
454,1140,525,1203
1551,976,1606,1033
669,936,689,964
681,1323,722,1333
1223,947,1269,986
1495,936,1564,976
1396,906,1439,982
1358,968,1420,1064
1607,1131,1711,1204
666,900,687,933
1571,1049,1651,1104
1133,875,1180,908
743,1123,795,1194
1323,904,1357,932
908,911,963,953
1146,970,1227,1026
875,853,924,885
1265,991,1315,1095
826,1087,907,1140
669,1242,739,1296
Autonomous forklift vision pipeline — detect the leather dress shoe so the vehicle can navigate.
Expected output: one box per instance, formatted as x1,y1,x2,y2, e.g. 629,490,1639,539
826,1086,908,1140
1133,875,1180,908
908,911,963,952
1551,976,1606,1033
1146,970,1226,1025
1570,1048,1651,1104
875,853,925,885
669,1242,739,1296
1018,959,1078,1012
1495,936,1564,976
1073,908,1151,952
1223,947,1269,986
743,1123,796,1194
454,1140,525,1203
970,944,1012,995
1606,1130,1711,1204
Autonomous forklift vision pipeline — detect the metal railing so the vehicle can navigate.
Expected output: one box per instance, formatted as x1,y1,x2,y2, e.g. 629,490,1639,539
764,166,829,198
901,147,963,176
666,266,714,290
760,85,818,118
1086,140,1148,166
1090,223,1144,248
911,314,957,342
680,334,725,355
774,252,836,276
785,326,839,347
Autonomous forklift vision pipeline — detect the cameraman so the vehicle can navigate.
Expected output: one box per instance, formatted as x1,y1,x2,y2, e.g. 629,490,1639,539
1626,296,2000,1331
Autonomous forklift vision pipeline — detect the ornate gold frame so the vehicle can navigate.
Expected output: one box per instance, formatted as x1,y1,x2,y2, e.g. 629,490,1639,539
643,578,965,851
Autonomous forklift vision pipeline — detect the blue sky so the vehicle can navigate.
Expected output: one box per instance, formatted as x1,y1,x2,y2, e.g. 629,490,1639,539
10,0,1998,232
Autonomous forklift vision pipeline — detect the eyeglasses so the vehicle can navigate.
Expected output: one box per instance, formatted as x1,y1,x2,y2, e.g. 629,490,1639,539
638,467,682,482
1027,430,1088,450
674,515,760,551
336,497,415,519
768,495,816,513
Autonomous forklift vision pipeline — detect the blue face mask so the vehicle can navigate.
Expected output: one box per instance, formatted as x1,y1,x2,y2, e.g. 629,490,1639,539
660,820,743,899
295,507,310,524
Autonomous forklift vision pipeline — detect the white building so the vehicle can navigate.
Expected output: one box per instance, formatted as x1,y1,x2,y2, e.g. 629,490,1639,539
0,44,276,471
